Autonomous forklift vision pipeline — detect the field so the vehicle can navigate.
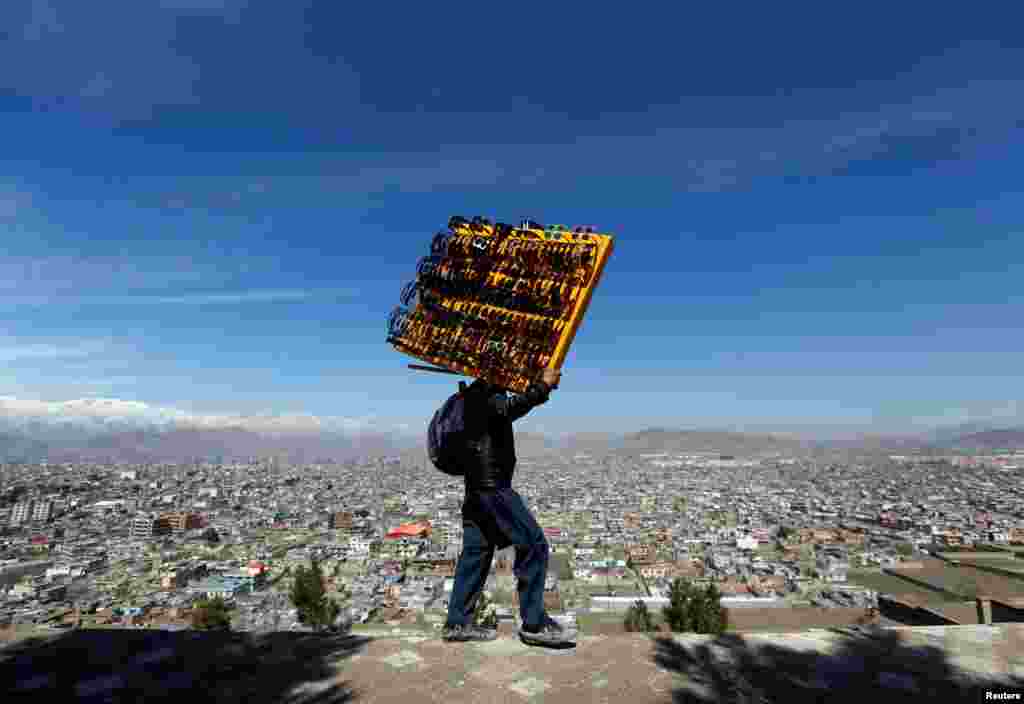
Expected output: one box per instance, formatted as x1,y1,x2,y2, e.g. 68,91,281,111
574,611,663,632
845,570,963,602
886,563,1024,600
578,580,644,595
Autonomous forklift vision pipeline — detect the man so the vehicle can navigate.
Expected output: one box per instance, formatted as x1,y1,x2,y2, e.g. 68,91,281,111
442,367,575,647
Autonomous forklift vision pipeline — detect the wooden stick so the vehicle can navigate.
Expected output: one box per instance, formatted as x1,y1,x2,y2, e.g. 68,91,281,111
408,364,462,376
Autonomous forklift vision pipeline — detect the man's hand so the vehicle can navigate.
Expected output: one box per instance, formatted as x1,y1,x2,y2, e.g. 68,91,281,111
541,368,561,389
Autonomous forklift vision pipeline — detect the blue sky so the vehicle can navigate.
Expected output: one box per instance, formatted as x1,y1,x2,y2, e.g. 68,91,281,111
2,2,1023,438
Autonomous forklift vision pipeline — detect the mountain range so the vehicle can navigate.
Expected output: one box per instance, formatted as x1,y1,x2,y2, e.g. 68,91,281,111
0,397,1021,463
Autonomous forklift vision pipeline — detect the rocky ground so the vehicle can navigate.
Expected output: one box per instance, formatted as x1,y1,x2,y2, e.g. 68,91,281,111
1,624,1023,703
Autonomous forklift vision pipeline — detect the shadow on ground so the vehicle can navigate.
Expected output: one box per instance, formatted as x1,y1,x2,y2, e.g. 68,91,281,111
1,628,371,703
652,628,1023,703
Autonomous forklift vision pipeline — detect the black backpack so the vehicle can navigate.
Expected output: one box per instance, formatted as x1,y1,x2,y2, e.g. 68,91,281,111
427,382,472,476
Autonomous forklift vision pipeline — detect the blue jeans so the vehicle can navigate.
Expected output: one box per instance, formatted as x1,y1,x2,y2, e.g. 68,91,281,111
445,487,549,630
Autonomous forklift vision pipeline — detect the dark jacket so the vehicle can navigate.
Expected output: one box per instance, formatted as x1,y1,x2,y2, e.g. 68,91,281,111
461,379,551,491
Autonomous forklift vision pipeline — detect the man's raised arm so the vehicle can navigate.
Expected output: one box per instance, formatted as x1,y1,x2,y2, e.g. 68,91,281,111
490,369,561,423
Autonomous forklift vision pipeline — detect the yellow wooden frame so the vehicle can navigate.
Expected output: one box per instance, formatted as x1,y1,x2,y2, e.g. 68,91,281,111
392,223,614,393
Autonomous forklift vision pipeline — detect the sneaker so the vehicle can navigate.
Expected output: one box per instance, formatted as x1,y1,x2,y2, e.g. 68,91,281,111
441,624,498,642
518,615,576,647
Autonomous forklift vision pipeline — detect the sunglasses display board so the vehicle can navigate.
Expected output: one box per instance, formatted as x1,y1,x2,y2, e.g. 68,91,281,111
387,216,614,393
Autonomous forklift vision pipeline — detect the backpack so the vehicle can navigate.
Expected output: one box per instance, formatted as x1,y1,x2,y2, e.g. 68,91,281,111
427,382,472,476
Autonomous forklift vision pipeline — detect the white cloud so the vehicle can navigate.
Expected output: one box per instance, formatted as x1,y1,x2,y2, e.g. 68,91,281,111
96,289,319,305
0,287,356,307
0,394,387,435
0,252,214,293
0,342,103,362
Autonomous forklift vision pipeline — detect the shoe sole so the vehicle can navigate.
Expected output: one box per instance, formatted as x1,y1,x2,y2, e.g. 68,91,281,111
442,633,498,643
518,630,576,647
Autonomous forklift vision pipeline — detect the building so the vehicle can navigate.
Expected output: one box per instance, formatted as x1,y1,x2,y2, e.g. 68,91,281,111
29,500,53,523
9,500,34,526
161,568,187,590
349,536,373,557
625,543,655,564
91,500,119,515
815,555,849,583
130,513,173,540
40,584,67,603
736,535,758,551
187,576,245,600
161,511,203,533
218,571,258,594
331,511,354,530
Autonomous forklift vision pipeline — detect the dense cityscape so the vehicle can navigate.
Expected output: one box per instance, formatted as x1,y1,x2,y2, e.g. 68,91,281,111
3,448,1024,637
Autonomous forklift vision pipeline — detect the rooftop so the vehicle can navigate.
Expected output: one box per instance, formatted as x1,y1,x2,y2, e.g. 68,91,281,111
2,624,1022,703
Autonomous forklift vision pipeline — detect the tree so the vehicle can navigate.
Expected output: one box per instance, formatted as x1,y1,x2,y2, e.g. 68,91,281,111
192,595,232,630
290,557,341,632
114,581,133,604
661,577,728,635
662,577,695,632
624,599,656,632
895,542,914,556
473,591,498,629
687,583,728,635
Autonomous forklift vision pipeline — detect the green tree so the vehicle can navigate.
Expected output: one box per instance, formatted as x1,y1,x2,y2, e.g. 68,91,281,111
672,496,688,513
192,595,232,630
661,578,728,635
473,591,498,629
114,580,133,604
687,583,728,635
894,542,914,557
662,577,695,631
290,557,341,632
624,599,656,632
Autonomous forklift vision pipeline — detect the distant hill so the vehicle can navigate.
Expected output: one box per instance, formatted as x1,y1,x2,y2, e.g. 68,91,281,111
3,403,1021,464
946,428,1024,450
0,425,419,464
551,432,622,455
612,428,811,456
514,432,559,457
0,431,51,462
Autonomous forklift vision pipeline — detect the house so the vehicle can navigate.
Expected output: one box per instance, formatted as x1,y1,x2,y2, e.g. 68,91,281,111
625,543,655,564
638,561,673,580
815,555,849,583
187,577,245,600
736,535,758,551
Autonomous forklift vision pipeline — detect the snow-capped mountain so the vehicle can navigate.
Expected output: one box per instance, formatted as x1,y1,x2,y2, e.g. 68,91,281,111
0,396,421,462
